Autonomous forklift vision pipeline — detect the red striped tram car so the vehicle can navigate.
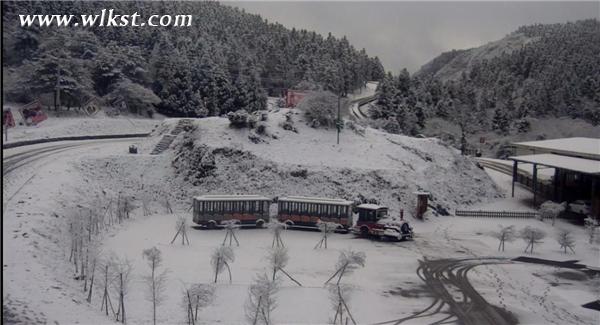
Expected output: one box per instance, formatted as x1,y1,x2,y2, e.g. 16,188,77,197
192,195,272,228
276,196,354,230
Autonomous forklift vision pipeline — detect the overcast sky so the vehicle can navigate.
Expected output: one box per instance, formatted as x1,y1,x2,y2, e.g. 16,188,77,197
227,1,599,73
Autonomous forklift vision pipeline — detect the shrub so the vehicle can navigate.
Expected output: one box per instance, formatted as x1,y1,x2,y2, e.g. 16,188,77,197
227,109,257,128
297,91,343,128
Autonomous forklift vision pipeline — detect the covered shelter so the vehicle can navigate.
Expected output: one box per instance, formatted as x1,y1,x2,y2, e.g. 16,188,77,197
508,137,600,218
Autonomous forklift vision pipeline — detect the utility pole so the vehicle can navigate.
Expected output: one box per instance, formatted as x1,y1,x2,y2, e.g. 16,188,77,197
55,66,61,111
336,90,341,145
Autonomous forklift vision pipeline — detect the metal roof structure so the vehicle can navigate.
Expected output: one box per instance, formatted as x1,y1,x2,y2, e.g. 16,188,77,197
278,196,354,205
194,195,271,201
356,203,388,210
513,137,600,160
509,154,600,175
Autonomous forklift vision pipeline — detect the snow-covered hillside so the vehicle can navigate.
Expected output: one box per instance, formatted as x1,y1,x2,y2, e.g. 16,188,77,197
417,32,537,81
81,109,501,217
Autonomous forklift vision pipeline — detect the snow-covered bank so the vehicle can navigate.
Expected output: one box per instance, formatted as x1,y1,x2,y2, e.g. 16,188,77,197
152,109,501,215
3,115,160,144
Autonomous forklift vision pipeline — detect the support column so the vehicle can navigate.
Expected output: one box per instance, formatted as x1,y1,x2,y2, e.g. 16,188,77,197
592,177,598,219
532,164,538,206
553,168,559,201
512,160,518,198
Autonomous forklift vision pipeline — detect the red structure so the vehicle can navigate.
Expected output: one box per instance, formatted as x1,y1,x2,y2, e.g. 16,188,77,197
285,90,307,108
3,108,16,128
19,100,47,126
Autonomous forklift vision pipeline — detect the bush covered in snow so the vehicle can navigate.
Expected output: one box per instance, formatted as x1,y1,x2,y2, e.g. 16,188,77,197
538,201,566,225
227,109,257,128
297,91,343,128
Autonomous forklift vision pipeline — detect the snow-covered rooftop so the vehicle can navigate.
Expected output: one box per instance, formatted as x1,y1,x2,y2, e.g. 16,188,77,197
357,203,388,210
278,196,354,205
513,137,600,160
509,153,600,175
194,195,272,201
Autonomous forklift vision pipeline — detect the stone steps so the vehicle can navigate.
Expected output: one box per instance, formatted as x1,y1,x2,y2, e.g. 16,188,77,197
150,119,193,155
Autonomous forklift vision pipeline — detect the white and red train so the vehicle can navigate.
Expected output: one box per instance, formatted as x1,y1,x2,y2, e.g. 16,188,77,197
192,195,413,241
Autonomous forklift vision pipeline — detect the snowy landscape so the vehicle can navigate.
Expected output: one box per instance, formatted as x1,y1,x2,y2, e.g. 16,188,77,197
3,1,600,325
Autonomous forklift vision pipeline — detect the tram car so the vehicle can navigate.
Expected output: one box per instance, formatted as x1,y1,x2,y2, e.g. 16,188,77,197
276,196,354,230
192,195,272,228
351,204,413,241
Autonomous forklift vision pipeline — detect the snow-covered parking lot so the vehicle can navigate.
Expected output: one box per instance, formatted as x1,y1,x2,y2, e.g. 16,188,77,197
99,211,599,325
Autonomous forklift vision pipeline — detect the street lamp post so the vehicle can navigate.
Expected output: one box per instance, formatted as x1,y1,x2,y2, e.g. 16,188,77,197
336,90,341,145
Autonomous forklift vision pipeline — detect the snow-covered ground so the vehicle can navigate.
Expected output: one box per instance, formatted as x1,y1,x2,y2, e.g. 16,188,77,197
3,111,599,324
3,114,160,144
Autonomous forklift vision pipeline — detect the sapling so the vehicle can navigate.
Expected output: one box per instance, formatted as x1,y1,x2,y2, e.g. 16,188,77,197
585,217,599,244
315,221,340,249
492,225,516,252
245,273,279,325
328,284,356,325
171,216,190,245
182,284,215,324
142,194,153,216
556,229,576,254
222,219,240,247
268,221,286,248
539,201,566,226
142,247,168,325
99,257,116,317
520,226,546,254
112,255,133,323
267,247,302,286
325,250,366,285
164,197,173,214
211,246,235,283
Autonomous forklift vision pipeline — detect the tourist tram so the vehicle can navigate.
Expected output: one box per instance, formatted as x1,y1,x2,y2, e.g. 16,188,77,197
276,196,354,230
192,194,414,240
192,195,272,228
352,204,414,241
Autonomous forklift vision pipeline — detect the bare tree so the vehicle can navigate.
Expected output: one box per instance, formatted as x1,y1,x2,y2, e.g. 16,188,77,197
164,196,173,214
325,250,366,285
520,226,546,254
112,256,133,323
492,225,516,252
171,216,190,245
222,219,240,247
556,229,576,254
539,201,566,226
83,236,101,301
181,284,215,325
142,247,168,325
99,257,116,318
268,221,286,248
86,246,100,303
211,246,235,283
245,273,279,325
585,217,599,244
315,221,340,249
142,194,153,216
267,247,302,286
116,193,135,223
328,284,356,325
